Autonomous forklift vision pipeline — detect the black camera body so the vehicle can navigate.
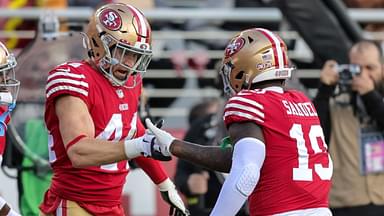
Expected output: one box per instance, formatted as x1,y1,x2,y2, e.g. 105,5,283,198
337,64,361,93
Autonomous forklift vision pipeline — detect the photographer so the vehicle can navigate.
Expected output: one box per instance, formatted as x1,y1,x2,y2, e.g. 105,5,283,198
313,40,384,216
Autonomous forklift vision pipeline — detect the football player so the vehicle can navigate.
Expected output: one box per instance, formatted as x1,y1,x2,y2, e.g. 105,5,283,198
143,28,333,216
39,3,188,216
0,41,21,216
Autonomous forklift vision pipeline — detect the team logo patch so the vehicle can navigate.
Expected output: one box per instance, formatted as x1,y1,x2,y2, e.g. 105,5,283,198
224,37,245,58
99,9,122,31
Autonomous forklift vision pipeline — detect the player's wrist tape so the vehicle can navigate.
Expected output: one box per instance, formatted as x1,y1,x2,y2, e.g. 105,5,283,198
124,138,142,159
157,178,174,191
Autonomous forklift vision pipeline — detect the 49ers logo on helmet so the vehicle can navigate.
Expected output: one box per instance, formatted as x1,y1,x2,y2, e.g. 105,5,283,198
224,37,245,58
99,9,122,31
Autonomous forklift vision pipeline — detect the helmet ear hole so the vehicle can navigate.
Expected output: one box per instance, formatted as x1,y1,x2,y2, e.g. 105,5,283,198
92,38,99,47
235,71,245,79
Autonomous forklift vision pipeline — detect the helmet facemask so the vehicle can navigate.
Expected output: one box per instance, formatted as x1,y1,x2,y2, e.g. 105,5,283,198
0,54,19,106
220,62,237,97
84,3,154,88
99,34,152,88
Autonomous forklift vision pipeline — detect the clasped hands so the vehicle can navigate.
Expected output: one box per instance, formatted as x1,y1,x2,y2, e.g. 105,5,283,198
139,118,176,161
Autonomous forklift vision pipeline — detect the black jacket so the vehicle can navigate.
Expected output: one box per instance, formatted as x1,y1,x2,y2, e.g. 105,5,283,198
313,83,384,144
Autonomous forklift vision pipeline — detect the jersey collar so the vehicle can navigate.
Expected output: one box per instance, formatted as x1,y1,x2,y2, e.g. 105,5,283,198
263,86,284,93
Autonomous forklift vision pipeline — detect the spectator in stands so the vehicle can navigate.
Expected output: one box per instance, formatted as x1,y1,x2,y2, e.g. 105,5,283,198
67,0,106,7
313,40,384,216
344,0,384,9
343,0,384,32
154,0,233,77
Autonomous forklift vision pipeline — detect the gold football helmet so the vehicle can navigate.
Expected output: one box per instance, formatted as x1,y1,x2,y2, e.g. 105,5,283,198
83,3,152,87
221,28,294,96
0,42,19,105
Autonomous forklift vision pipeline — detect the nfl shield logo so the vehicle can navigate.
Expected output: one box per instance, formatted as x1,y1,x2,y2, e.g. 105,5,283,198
116,89,124,98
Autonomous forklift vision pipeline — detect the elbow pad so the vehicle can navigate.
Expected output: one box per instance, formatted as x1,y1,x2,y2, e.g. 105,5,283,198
233,137,265,197
236,163,260,197
209,137,265,216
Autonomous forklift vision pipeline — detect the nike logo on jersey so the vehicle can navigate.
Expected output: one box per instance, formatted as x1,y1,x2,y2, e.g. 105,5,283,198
282,100,318,117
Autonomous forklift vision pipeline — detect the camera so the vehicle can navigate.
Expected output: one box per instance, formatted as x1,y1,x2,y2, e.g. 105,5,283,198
337,64,361,93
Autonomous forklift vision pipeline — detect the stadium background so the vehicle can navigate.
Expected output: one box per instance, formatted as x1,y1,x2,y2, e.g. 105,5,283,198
0,0,383,215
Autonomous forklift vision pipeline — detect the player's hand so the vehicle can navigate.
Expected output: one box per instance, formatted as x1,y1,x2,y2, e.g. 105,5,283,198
124,130,156,159
352,70,375,95
139,130,157,157
138,119,172,161
158,178,190,216
320,60,339,86
145,118,175,160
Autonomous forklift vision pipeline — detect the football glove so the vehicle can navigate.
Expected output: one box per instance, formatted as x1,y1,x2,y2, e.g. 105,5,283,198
126,119,172,161
124,130,156,159
158,178,190,216
145,118,175,161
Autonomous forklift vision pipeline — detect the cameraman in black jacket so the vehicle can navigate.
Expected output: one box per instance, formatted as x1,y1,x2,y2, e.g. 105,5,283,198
313,40,384,216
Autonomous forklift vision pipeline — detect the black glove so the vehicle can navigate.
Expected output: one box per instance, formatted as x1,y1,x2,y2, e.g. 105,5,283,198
151,140,172,161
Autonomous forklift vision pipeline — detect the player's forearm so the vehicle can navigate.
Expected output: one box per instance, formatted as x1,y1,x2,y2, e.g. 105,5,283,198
0,197,17,216
67,138,127,168
134,156,168,184
170,140,233,173
0,203,10,216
